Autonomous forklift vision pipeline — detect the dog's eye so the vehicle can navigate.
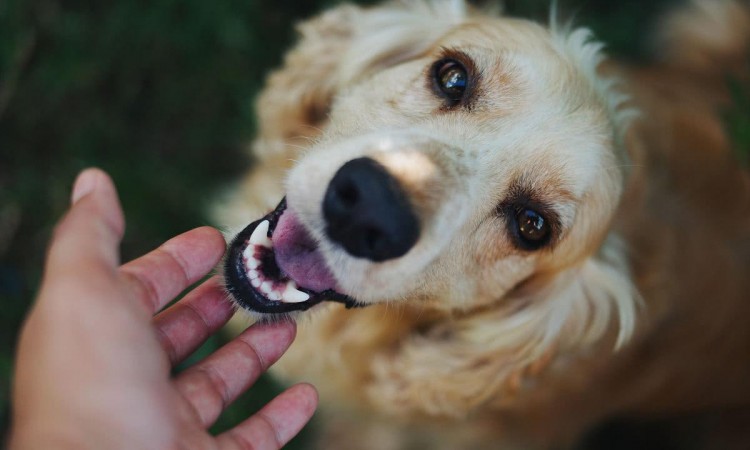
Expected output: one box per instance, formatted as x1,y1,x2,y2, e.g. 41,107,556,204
516,208,551,249
433,59,468,105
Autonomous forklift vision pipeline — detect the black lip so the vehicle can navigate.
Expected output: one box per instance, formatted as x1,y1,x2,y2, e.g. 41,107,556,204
224,198,361,314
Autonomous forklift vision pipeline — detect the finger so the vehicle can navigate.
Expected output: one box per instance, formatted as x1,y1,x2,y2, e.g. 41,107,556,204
45,168,125,281
174,321,296,428
153,276,235,366
216,383,318,450
120,226,226,314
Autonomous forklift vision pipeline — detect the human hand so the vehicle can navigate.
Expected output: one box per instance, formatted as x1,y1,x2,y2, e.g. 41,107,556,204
10,168,317,450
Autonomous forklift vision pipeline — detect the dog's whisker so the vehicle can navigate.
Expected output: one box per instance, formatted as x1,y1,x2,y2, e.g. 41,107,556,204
283,143,311,152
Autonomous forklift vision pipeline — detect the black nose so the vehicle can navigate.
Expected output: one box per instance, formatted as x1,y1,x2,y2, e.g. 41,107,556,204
323,157,420,262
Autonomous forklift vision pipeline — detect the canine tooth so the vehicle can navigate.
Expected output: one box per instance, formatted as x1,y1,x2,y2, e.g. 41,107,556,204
251,278,261,288
268,291,282,301
247,269,259,280
249,220,272,248
281,283,310,303
260,281,273,294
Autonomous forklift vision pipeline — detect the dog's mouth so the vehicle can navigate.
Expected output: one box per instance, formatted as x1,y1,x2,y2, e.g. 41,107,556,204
224,198,360,314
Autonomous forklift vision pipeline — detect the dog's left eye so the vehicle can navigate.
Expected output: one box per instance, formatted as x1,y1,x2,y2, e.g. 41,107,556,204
515,208,551,249
433,59,469,105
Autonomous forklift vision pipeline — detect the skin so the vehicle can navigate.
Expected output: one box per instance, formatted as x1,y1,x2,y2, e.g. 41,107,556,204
10,168,318,450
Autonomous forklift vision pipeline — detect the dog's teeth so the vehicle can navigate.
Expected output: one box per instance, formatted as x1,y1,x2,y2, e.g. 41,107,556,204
251,278,261,288
246,256,261,269
281,282,310,303
268,291,282,301
247,269,259,280
260,281,273,295
249,220,272,248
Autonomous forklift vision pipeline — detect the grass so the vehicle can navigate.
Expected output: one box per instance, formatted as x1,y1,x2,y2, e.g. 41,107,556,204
1,0,746,447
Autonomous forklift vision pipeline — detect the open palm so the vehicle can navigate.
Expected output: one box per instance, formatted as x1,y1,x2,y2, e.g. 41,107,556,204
11,169,317,450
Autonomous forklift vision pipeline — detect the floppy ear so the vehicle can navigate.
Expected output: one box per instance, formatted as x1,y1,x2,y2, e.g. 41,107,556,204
531,234,641,351
253,0,472,162
367,235,641,418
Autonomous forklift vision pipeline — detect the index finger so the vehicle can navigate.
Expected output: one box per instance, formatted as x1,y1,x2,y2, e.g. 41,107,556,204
120,227,226,314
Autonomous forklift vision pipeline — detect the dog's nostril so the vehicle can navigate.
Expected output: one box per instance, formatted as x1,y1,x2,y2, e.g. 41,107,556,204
323,157,420,262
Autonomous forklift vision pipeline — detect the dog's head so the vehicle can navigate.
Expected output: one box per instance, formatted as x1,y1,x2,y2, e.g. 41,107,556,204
225,1,638,349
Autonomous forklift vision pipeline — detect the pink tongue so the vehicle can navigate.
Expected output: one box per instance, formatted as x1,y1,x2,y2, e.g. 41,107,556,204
272,209,339,293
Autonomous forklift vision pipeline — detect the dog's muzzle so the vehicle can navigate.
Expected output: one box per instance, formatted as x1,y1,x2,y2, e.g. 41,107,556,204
224,157,421,314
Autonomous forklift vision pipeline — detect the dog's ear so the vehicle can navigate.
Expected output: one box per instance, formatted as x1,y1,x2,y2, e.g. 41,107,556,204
367,235,640,418
531,234,641,351
253,1,473,161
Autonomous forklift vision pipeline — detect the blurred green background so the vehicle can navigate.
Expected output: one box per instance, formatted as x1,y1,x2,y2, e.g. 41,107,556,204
1,0,747,447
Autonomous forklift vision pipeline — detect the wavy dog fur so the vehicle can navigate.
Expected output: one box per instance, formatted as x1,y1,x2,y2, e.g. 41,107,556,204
216,1,750,448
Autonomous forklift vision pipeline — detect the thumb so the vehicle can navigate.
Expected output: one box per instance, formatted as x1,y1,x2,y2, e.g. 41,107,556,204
45,168,126,277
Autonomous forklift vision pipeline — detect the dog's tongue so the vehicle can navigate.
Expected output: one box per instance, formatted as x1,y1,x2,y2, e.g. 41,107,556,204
272,209,339,293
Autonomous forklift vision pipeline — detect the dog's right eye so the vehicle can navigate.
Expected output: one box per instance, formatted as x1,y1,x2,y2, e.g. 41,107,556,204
432,59,469,106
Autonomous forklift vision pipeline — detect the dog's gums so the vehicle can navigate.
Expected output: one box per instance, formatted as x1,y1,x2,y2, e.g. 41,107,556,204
225,198,360,314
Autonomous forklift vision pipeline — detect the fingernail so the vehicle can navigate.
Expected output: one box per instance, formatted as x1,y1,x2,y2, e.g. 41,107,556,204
70,168,101,205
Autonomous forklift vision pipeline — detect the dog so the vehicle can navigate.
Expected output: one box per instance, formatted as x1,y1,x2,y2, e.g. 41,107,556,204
214,0,750,448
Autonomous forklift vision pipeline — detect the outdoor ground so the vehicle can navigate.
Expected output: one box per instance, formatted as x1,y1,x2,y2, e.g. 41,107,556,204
1,0,747,447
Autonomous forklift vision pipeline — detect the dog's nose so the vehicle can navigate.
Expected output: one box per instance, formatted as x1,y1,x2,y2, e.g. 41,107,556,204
323,157,419,262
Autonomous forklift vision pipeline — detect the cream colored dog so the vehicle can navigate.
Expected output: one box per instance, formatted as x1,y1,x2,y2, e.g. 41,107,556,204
215,1,750,448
